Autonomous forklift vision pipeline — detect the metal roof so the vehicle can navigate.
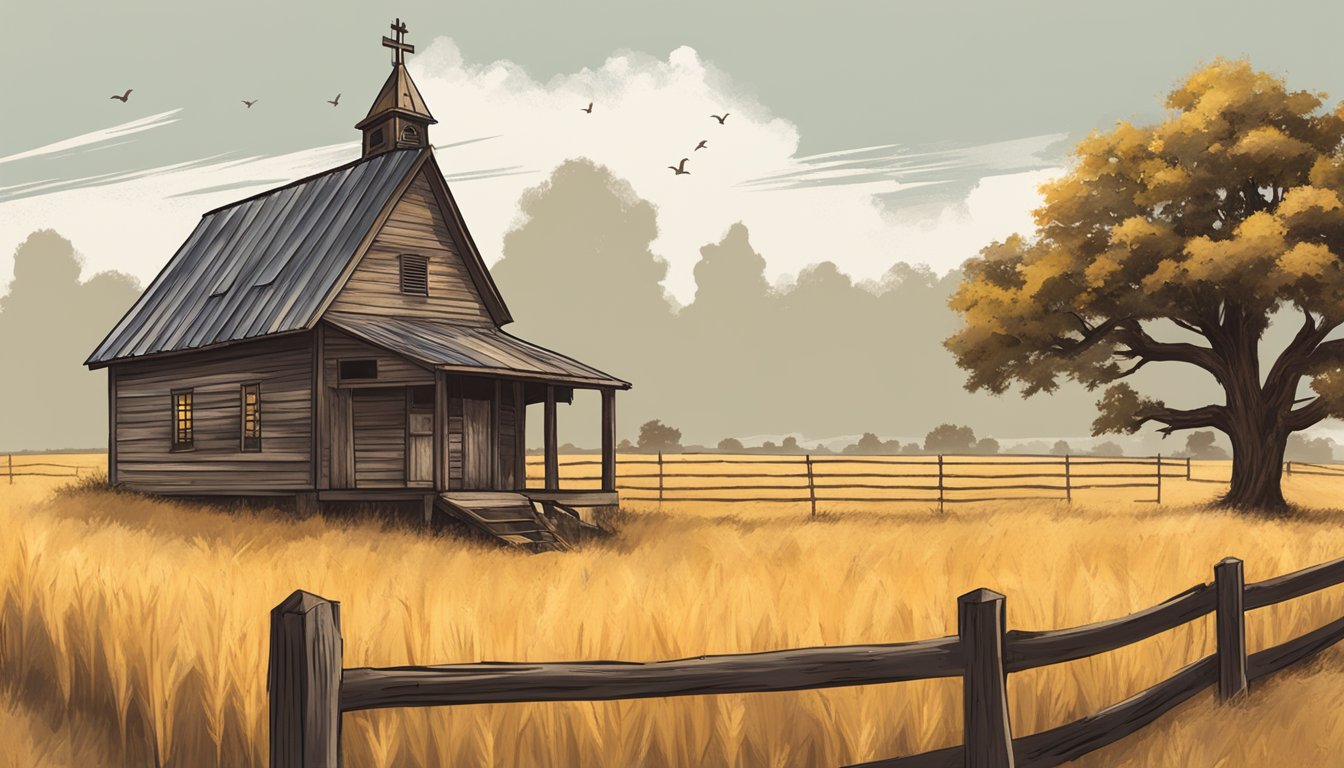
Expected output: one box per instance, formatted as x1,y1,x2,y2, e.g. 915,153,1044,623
325,312,630,389
86,149,424,367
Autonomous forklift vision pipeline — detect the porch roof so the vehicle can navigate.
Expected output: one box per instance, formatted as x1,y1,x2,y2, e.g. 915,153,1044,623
324,312,630,389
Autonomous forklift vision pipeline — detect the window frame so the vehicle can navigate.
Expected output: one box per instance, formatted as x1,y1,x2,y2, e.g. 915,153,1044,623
170,388,194,452
240,382,262,452
399,253,429,296
338,359,379,382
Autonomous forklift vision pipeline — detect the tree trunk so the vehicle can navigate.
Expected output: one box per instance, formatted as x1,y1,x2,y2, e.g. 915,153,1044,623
1221,420,1288,511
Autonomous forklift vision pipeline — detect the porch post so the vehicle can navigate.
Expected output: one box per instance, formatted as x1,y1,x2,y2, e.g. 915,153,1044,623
433,371,446,491
601,388,616,493
544,384,559,491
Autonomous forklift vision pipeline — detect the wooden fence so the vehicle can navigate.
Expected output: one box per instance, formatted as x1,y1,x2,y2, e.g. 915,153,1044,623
1,454,88,484
525,453,1193,512
269,552,1344,767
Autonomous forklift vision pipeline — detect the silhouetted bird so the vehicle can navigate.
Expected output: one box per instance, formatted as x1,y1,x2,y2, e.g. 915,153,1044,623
242,99,258,108
327,93,341,106
695,140,708,151
581,102,594,113
667,158,690,175
710,112,729,124
109,89,133,102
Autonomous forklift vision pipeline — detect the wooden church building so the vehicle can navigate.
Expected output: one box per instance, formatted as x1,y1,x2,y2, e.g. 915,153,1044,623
86,21,627,551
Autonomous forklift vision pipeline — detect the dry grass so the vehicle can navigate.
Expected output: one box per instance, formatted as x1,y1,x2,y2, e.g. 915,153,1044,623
1,453,1343,766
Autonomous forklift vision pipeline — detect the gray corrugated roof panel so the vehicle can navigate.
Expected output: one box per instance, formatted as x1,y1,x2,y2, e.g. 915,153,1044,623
86,149,424,366
324,312,630,389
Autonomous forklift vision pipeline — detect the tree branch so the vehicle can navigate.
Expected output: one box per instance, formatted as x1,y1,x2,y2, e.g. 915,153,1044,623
1114,321,1227,382
1138,403,1229,437
1287,397,1332,432
1264,308,1336,407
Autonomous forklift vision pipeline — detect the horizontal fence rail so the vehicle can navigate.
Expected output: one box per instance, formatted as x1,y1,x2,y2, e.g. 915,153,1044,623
2,454,89,484
271,551,1344,767
524,452,1201,511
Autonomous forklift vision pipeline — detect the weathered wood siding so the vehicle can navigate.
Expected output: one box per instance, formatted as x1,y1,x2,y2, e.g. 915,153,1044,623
323,327,434,388
326,172,494,324
447,381,464,487
113,334,313,493
498,383,517,489
352,389,406,488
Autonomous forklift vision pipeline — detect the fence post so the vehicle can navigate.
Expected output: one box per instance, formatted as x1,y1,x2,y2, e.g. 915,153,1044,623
657,451,664,509
269,590,342,768
1214,557,1248,702
1156,454,1162,505
959,588,1015,768
1286,460,1293,477
938,454,945,514
805,454,817,518
1186,456,1192,481
6,454,10,485
1064,454,1071,503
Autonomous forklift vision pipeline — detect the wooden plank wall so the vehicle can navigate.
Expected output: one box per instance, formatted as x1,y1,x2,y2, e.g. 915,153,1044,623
323,328,434,388
325,173,494,324
114,334,313,493
352,390,406,488
447,381,464,487
498,384,517,489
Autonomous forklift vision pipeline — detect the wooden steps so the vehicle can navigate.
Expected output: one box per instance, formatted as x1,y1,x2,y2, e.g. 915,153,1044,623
435,492,569,553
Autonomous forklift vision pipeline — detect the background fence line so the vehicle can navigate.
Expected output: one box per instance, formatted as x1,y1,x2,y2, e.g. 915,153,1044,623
2,454,87,484
524,452,1194,509
270,550,1344,767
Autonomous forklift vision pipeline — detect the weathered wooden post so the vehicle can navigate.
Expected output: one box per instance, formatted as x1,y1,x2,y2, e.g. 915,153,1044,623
1286,460,1293,477
657,450,665,509
600,388,616,493
959,588,1014,768
269,590,342,768
544,385,559,492
6,454,11,485
805,454,817,517
938,454,945,514
1064,454,1072,503
1155,454,1163,505
1214,557,1248,701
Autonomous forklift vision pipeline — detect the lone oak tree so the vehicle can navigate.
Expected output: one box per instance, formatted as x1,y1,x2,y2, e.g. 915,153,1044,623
947,60,1344,510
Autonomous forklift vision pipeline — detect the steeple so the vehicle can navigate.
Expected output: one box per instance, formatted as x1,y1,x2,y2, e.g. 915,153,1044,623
356,19,437,158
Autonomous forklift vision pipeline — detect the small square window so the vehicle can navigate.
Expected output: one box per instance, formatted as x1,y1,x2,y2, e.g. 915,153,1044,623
241,383,261,452
339,359,378,381
171,389,194,450
400,254,429,296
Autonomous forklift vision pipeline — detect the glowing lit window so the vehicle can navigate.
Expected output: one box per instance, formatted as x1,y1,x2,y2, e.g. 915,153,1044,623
172,389,193,450
241,383,261,451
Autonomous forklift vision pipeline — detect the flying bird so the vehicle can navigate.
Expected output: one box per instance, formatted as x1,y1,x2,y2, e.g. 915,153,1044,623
710,112,729,124
667,158,690,175
581,102,594,113
327,93,341,106
109,89,133,102
242,99,258,108
694,140,708,151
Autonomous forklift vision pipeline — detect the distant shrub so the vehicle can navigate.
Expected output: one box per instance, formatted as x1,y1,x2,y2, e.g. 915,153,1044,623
717,437,744,452
925,424,977,454
1050,440,1071,456
972,437,1000,455
1089,441,1124,457
1285,434,1335,463
1184,431,1229,460
637,420,682,452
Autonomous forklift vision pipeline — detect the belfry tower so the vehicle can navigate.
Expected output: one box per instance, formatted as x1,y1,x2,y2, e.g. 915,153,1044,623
355,18,437,157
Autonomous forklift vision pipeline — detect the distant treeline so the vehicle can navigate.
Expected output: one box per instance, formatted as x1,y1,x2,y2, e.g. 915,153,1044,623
527,419,1339,462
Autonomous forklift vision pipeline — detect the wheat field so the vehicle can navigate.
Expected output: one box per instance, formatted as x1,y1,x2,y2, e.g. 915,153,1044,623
2,453,1344,766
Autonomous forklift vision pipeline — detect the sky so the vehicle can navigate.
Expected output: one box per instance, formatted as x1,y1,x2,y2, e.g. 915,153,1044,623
9,1,1344,303
6,1,1344,448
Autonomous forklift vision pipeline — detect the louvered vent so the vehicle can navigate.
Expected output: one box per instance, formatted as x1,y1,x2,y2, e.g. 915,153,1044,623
400,254,429,295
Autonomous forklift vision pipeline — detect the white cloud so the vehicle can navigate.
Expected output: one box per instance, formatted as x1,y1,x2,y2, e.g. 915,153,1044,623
0,109,182,166
0,41,1060,302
